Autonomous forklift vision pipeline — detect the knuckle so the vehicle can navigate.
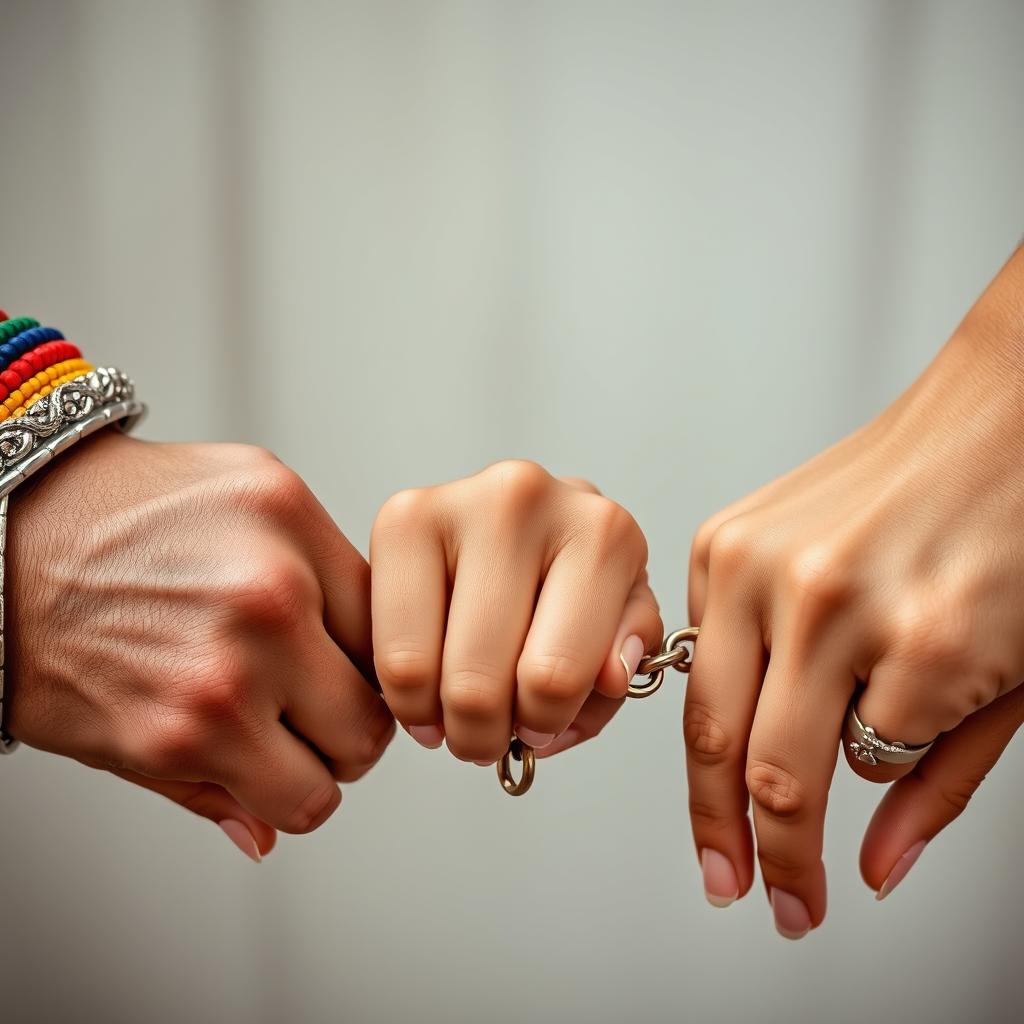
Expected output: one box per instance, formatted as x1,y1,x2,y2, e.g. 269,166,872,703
688,796,735,834
361,713,397,766
231,458,311,520
337,715,397,781
443,669,508,720
518,650,590,705
915,761,985,819
756,845,809,885
219,555,316,633
782,544,850,609
588,498,647,563
683,702,734,766
483,459,552,507
707,517,754,576
746,759,808,819
690,517,720,572
374,488,432,535
139,718,207,775
890,600,963,673
284,779,340,834
375,641,435,695
186,662,251,725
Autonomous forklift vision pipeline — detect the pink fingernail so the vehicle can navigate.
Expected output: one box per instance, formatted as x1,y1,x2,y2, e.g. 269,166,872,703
536,726,583,757
701,848,739,908
516,728,555,749
876,840,927,901
408,725,445,749
770,888,811,940
474,759,493,767
619,634,646,684
218,819,261,864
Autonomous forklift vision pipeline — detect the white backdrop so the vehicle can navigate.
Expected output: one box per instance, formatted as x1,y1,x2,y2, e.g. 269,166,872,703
2,2,1023,1022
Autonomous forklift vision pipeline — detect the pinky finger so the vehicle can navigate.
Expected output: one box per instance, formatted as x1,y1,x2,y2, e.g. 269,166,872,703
108,768,277,862
860,686,1024,900
534,691,625,759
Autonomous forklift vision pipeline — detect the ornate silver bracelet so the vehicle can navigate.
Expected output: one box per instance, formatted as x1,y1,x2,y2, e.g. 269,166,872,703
0,368,146,752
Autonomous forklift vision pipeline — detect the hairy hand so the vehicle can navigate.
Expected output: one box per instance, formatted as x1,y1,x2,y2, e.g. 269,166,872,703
4,433,395,857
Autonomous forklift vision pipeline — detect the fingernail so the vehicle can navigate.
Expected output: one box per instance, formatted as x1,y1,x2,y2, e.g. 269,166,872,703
474,759,493,767
619,634,646,683
516,727,555,749
770,888,811,940
536,726,583,757
218,819,261,864
408,725,445,749
701,848,739,908
876,840,927,901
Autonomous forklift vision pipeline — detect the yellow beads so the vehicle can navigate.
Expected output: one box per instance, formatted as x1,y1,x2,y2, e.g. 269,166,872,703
0,359,94,422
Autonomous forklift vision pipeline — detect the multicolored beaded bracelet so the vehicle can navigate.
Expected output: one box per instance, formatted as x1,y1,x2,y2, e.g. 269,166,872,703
0,343,84,402
0,358,95,420
0,311,145,752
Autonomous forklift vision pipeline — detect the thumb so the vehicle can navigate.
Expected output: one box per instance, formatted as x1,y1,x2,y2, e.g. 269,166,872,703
593,570,664,699
109,768,277,862
861,686,1024,900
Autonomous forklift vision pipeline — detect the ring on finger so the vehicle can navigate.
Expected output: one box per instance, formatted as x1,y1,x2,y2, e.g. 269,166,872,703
846,703,936,766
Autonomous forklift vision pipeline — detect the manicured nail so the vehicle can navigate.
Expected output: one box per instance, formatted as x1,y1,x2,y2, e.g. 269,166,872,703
770,888,811,940
701,848,739,908
536,726,583,757
876,840,927,901
408,725,445,749
218,819,261,864
516,727,555,749
619,634,646,684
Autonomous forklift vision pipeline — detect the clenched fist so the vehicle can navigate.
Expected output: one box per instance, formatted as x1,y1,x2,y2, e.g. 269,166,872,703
4,432,395,859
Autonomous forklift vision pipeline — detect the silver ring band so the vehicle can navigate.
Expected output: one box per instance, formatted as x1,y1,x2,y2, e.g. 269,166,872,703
846,703,935,766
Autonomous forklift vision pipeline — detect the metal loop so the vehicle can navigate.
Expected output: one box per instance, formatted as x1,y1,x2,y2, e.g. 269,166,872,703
497,625,698,795
628,626,699,699
497,737,535,796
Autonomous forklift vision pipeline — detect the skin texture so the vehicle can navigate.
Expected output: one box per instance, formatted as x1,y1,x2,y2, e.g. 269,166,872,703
4,433,396,856
370,461,663,764
685,246,1024,936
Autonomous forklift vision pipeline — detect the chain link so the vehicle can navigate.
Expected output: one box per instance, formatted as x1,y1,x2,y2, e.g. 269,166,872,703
497,626,699,795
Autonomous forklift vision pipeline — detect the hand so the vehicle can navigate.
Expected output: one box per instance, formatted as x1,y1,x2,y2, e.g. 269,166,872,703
369,460,662,763
685,247,1024,936
4,433,395,858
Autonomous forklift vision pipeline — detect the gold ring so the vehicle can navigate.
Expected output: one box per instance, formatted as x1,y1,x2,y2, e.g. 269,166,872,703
497,737,535,796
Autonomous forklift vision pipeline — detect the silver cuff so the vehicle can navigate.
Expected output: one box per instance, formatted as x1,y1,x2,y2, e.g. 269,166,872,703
0,368,146,752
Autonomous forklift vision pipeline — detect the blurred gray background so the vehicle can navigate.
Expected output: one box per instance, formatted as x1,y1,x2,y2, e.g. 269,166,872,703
2,1,1023,1022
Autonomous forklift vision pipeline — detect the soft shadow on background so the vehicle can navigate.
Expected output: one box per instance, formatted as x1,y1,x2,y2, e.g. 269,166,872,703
2,2,1023,1022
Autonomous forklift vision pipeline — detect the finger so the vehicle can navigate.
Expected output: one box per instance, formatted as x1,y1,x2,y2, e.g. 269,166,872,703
220,724,342,835
533,690,625,759
108,769,277,861
860,685,1024,900
683,588,763,909
297,486,377,678
592,572,663,699
283,632,397,783
440,539,542,763
745,641,855,938
370,494,448,739
848,656,982,785
515,518,646,744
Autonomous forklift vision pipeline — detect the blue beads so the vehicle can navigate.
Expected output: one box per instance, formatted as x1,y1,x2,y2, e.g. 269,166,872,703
0,326,64,372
